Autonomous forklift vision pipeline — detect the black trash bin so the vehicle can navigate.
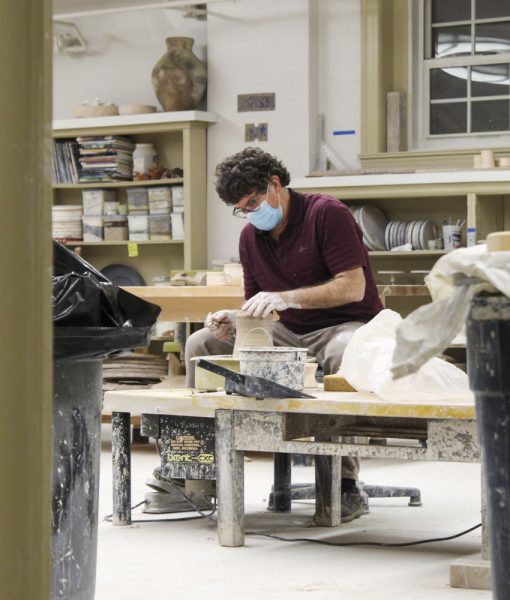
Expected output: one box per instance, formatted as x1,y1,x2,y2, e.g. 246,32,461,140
467,292,510,599
51,242,160,600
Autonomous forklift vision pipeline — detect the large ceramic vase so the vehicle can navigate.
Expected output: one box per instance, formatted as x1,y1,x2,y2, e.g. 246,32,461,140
151,37,207,112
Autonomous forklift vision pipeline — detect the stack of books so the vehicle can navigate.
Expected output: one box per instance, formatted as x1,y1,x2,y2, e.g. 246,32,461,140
52,140,80,184
77,136,135,183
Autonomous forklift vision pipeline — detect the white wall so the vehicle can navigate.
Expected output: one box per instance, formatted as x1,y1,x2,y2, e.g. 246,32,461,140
318,0,361,172
205,0,317,263
52,0,361,265
53,10,207,116
205,0,361,264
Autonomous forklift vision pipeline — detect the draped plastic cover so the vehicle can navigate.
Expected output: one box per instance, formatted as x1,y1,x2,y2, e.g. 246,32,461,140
53,241,161,359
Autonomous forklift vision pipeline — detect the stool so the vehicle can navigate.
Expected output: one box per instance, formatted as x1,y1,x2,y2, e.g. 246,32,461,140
268,453,422,512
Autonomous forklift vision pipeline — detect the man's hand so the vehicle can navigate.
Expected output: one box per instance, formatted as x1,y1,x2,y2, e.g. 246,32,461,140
205,309,236,341
242,291,300,318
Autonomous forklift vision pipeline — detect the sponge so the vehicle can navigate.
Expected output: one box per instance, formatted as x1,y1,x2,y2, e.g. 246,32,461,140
323,375,357,392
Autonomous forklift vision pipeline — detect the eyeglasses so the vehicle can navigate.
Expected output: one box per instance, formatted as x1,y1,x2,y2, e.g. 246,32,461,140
232,190,265,219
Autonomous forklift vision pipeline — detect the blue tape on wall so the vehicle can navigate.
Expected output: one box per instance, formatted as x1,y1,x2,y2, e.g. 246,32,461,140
333,130,356,135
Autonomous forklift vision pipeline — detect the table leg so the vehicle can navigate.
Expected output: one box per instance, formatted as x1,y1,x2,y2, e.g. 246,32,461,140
216,409,245,546
314,447,342,527
112,411,131,526
273,453,292,512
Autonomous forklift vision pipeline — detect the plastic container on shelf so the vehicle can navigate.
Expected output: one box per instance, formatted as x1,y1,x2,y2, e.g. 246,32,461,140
82,189,117,216
103,215,128,241
171,185,184,208
132,143,157,176
82,216,103,241
127,214,149,240
103,201,119,216
149,213,171,240
126,187,149,214
148,186,172,214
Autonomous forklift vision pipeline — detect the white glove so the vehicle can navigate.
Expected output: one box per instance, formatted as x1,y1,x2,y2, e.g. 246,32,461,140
242,291,299,318
205,309,236,341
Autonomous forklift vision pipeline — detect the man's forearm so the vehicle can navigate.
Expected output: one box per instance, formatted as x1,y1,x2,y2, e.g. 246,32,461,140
281,269,365,309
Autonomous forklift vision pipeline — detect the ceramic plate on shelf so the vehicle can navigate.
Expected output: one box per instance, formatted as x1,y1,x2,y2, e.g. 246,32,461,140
419,221,436,249
384,222,391,250
101,264,145,286
410,220,420,249
358,205,388,251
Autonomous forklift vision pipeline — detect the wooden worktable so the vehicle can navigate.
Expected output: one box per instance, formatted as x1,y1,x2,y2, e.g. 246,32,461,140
122,285,431,322
103,387,475,421
104,385,485,586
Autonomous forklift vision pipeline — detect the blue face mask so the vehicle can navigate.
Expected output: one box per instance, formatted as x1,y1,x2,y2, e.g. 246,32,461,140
247,198,283,231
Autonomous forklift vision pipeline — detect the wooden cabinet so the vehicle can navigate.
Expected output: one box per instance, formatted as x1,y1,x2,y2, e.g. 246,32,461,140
292,170,510,314
52,111,216,284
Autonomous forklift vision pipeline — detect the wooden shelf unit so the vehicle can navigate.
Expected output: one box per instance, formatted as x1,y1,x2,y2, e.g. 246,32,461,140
292,170,510,275
53,177,184,189
52,111,216,284
292,170,510,314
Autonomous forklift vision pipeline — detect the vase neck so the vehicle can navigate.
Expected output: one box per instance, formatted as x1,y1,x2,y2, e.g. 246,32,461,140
165,37,194,51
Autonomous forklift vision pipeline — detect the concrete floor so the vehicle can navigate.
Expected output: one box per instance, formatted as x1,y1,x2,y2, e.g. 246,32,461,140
96,427,490,600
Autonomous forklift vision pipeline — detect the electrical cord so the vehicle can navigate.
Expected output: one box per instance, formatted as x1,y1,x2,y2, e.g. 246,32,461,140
112,439,481,545
246,523,482,547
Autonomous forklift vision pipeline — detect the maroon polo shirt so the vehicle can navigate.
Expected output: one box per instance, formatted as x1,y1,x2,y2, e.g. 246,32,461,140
238,189,383,334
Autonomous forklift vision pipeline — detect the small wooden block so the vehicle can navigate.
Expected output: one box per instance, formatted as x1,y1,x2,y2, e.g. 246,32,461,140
450,558,491,590
323,375,357,392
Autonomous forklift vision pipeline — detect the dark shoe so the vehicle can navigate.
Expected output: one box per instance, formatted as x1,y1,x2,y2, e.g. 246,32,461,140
341,487,366,523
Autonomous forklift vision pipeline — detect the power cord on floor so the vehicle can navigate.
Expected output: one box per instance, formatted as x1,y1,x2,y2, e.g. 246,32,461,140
110,440,480,545
246,522,482,547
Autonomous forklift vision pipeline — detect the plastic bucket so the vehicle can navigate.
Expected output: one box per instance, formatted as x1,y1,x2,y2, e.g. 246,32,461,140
467,293,510,599
52,357,102,600
239,346,308,391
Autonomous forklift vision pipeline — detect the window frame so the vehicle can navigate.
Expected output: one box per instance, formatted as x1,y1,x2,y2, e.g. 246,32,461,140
412,0,510,150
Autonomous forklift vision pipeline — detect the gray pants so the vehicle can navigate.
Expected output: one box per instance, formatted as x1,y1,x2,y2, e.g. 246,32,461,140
185,320,364,480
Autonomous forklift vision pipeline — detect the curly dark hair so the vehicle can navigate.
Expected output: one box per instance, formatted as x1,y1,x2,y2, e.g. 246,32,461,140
214,147,291,205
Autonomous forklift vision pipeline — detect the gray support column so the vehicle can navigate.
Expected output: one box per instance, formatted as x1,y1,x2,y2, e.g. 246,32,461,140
216,409,245,546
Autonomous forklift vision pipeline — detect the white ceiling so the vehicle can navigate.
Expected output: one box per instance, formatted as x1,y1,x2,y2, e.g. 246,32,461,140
53,0,224,19
54,0,152,16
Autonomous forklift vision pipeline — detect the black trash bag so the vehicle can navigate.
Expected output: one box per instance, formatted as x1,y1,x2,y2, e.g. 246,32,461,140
53,241,161,360
53,271,127,327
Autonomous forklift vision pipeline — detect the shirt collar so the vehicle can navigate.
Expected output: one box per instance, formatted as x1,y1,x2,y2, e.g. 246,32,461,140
287,188,305,226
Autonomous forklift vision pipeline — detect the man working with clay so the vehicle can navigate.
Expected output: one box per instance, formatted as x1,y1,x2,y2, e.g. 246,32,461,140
185,146,383,521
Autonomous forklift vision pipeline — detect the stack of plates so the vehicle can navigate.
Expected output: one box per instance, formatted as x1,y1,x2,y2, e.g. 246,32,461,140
384,220,436,250
52,205,83,240
349,205,389,250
